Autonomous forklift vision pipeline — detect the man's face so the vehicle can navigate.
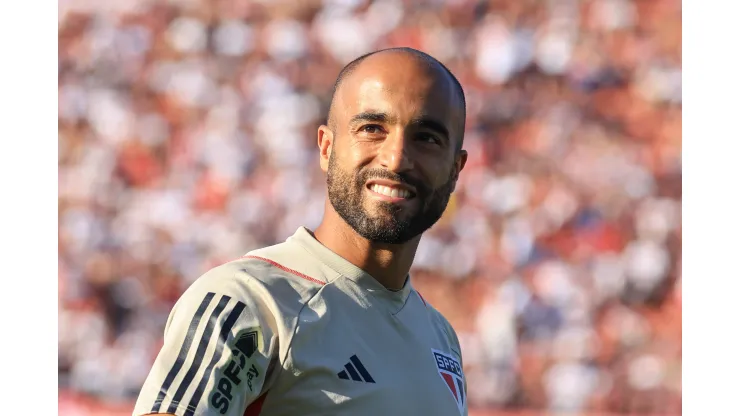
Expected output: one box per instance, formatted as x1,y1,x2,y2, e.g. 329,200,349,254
326,148,457,244
321,54,467,244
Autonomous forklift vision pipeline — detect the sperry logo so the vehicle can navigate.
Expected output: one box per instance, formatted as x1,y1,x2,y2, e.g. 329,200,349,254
210,330,261,414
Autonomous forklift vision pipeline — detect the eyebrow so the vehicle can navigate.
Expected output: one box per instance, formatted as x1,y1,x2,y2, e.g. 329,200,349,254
349,111,450,141
410,118,450,142
349,111,396,126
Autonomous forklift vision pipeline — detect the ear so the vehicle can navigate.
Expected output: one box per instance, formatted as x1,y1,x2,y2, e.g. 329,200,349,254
451,149,468,192
318,125,334,173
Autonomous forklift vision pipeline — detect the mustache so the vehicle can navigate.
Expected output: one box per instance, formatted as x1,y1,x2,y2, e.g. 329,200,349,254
358,168,427,195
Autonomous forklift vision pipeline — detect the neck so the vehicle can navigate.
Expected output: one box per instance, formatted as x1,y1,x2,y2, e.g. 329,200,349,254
312,205,420,291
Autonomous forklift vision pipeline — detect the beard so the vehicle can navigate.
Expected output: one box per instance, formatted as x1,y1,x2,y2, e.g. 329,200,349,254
326,150,456,244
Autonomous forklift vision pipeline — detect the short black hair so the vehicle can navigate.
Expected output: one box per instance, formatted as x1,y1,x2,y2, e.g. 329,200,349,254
327,47,467,151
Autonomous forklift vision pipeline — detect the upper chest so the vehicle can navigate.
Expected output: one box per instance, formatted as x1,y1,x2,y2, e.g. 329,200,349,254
265,283,466,416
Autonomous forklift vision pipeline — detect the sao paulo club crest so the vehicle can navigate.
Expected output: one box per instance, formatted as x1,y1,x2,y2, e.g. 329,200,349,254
431,348,466,415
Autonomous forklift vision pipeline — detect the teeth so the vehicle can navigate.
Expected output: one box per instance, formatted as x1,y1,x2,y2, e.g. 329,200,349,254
371,184,411,199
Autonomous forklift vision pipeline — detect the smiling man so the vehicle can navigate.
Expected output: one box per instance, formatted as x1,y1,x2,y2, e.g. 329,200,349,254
134,47,469,416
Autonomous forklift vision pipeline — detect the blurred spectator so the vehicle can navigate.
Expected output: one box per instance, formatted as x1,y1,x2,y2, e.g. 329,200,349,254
58,0,681,414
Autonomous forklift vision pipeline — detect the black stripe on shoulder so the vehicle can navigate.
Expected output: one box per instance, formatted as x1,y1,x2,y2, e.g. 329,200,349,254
166,294,231,413
184,300,247,416
152,292,215,413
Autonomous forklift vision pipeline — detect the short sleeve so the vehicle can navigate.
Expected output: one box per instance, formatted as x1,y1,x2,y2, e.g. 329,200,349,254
133,271,277,416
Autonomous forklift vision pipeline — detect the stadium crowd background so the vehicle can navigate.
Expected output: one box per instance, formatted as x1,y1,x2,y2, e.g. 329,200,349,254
58,0,681,414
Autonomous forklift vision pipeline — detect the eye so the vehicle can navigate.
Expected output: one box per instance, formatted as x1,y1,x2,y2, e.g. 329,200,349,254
418,133,442,145
360,125,384,134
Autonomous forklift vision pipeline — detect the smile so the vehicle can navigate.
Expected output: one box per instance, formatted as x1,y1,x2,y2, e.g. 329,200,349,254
369,183,413,199
365,179,418,204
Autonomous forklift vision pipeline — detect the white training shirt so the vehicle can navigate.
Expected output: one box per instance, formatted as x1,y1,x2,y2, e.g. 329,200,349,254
133,226,468,416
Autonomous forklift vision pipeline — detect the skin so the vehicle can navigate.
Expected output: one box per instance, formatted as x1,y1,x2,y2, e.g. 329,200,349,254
313,50,468,290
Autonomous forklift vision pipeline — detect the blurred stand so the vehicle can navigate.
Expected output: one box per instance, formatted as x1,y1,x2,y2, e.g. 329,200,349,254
58,0,681,414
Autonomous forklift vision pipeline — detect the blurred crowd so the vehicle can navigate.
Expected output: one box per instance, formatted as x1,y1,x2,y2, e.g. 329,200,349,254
58,0,681,414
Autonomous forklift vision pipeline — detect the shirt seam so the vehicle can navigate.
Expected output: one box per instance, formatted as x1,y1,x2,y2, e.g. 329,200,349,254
292,239,345,284
283,281,334,380
226,260,325,405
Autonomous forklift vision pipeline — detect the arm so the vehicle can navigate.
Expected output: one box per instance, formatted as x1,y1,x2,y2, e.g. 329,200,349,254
132,272,277,416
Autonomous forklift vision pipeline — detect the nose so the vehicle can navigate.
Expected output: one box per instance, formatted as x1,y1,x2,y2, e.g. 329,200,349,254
377,129,413,173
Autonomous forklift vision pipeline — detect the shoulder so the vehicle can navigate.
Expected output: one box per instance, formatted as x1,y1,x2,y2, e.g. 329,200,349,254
415,290,463,352
182,239,330,317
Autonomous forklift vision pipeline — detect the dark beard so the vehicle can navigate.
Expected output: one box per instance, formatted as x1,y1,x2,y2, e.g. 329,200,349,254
326,150,456,244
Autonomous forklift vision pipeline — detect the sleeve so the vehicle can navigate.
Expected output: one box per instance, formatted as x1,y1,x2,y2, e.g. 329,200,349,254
133,271,278,416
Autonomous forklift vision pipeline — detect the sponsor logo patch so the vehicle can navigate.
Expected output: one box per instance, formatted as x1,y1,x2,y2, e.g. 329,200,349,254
209,328,262,414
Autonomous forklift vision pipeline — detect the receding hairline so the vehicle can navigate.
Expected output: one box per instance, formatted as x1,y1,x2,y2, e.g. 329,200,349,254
326,48,466,148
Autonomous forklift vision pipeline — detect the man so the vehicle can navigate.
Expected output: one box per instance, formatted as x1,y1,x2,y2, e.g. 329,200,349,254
133,47,469,416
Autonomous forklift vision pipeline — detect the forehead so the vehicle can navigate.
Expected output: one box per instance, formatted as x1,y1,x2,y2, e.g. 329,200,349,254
336,55,462,128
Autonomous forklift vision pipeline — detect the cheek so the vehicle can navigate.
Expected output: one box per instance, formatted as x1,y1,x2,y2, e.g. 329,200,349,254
348,142,377,166
335,138,372,168
421,160,455,188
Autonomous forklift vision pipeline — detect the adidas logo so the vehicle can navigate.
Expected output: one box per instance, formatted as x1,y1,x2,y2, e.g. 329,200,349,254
337,355,375,383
